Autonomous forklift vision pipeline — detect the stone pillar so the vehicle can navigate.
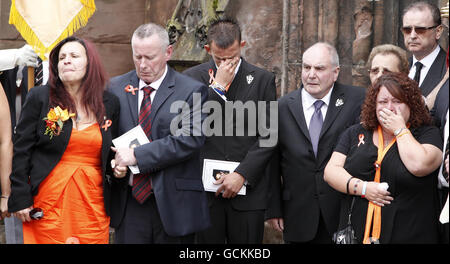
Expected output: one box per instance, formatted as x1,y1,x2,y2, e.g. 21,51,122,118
352,1,373,88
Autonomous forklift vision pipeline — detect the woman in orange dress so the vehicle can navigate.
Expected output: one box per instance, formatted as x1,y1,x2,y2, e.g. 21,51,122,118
8,36,120,244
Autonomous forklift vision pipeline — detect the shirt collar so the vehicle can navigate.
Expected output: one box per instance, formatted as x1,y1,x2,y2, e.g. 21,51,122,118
139,64,168,90
302,85,334,109
412,45,440,69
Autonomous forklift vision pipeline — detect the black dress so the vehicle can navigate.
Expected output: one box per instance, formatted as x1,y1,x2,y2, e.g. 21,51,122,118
334,123,442,243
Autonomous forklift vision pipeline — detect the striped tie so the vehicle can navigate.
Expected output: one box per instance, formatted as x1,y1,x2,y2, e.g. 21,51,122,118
34,57,43,86
132,85,155,204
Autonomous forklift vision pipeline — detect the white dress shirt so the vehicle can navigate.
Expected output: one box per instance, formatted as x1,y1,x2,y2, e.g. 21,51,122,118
42,60,49,84
129,65,168,186
408,45,441,87
302,86,334,129
137,65,168,111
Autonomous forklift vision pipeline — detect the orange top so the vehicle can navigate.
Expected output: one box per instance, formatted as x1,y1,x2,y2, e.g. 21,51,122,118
23,123,110,244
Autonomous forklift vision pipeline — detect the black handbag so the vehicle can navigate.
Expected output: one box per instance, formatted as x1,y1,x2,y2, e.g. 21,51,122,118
332,197,359,244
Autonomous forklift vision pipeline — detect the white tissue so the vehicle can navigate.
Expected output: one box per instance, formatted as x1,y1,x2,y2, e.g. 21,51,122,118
378,182,389,191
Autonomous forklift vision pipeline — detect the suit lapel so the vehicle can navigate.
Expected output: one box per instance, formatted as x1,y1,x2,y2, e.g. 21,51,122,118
409,48,447,96
100,95,112,167
149,67,175,124
320,83,345,139
287,84,346,143
203,59,217,84
44,90,72,152
208,59,217,75
287,89,310,140
232,59,255,101
420,49,446,96
126,72,140,125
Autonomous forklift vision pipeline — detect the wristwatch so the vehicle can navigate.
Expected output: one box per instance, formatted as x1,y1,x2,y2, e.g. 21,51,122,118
394,127,407,136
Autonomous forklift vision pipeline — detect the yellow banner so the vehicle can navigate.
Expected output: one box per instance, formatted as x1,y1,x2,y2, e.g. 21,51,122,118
9,0,96,60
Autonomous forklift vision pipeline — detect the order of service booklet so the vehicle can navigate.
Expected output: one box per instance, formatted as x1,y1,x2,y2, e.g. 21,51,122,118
202,159,246,195
112,125,149,175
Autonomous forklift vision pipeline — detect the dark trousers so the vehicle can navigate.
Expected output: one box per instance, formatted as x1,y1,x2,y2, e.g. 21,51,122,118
285,213,332,244
438,187,449,244
115,189,195,244
196,195,265,244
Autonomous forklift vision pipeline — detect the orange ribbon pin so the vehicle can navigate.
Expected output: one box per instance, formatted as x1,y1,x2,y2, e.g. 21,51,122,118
102,119,112,131
124,84,138,95
358,134,365,147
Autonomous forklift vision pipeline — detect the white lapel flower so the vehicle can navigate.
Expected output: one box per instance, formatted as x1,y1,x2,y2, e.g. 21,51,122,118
335,98,344,107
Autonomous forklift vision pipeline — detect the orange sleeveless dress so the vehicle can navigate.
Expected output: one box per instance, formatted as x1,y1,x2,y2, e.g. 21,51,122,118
23,123,110,244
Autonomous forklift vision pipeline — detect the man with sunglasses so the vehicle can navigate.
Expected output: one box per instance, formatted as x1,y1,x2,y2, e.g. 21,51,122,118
401,1,447,97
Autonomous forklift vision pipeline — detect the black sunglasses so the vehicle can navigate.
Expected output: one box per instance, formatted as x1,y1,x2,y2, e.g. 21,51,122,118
401,25,439,35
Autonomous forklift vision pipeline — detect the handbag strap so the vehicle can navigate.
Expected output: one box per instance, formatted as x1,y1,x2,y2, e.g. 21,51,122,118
425,67,449,110
347,196,356,225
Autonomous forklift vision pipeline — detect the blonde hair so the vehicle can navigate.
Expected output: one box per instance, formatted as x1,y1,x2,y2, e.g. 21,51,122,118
366,44,409,74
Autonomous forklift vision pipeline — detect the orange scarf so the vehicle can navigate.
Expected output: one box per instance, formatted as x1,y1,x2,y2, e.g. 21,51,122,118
363,125,396,244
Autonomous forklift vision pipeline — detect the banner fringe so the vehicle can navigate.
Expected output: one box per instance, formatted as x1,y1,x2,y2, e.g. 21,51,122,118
9,0,96,60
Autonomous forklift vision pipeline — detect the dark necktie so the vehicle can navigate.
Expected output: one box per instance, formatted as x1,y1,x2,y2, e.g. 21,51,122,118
132,85,155,204
309,100,325,157
413,61,423,85
34,57,43,86
443,136,449,183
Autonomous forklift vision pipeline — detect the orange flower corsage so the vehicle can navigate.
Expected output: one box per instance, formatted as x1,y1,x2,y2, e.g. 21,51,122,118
43,106,75,139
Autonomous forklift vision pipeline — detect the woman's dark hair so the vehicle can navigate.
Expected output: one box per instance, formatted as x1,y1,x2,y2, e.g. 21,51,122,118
360,72,431,130
48,36,108,123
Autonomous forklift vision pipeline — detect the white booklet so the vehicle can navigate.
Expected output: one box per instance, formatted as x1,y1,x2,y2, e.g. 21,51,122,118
202,159,246,195
112,125,149,174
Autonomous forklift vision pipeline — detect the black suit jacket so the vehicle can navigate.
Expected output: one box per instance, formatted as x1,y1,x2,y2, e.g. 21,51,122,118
1,68,18,128
409,47,447,97
266,83,365,242
431,78,449,136
0,67,32,129
183,58,277,211
8,85,120,216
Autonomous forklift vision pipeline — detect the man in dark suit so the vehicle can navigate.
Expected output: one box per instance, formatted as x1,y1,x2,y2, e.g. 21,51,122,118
0,44,39,128
431,78,449,243
183,18,277,243
1,45,39,244
401,1,446,97
108,23,210,244
266,42,365,243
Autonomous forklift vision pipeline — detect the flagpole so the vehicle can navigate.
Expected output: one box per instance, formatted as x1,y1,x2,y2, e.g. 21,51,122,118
27,67,34,90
